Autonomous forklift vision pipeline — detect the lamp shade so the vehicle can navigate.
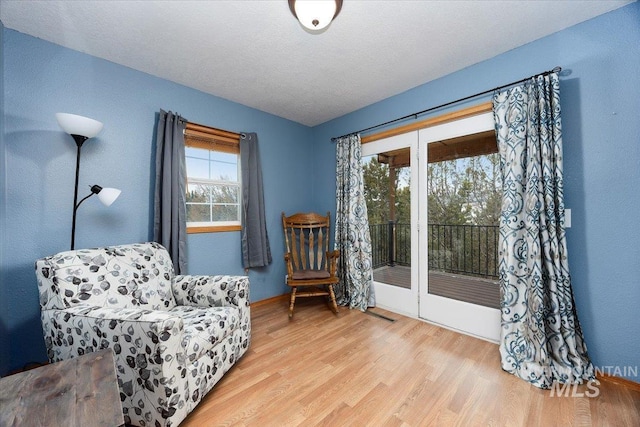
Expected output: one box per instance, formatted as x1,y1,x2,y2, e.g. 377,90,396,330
290,0,342,31
97,187,121,207
56,113,104,138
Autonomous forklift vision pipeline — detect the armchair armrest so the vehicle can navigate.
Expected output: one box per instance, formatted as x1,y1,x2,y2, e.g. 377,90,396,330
172,275,250,347
40,304,187,426
41,304,184,362
172,275,249,309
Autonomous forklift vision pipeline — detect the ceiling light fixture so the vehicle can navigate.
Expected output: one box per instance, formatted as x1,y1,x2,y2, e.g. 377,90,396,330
289,0,343,32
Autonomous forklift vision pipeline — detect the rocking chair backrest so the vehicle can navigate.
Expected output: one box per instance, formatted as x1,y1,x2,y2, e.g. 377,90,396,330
282,212,332,272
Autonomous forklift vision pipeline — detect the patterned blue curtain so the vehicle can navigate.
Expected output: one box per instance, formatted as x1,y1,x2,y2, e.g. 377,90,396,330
493,73,594,389
334,134,375,310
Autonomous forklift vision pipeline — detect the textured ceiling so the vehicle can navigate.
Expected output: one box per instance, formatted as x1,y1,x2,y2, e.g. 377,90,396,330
0,0,632,126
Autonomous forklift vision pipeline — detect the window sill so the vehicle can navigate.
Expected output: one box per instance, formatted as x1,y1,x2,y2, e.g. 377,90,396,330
187,225,242,234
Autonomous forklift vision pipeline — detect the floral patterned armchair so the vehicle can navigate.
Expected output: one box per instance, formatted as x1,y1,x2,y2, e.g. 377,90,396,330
35,242,250,427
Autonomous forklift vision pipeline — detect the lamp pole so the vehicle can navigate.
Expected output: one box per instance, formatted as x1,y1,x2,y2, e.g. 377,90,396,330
70,135,88,250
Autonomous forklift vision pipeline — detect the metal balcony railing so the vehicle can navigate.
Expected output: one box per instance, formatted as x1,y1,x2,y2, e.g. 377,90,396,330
370,222,411,268
369,222,499,280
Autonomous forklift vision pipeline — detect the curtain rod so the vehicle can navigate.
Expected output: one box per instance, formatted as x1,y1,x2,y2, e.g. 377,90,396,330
184,121,247,139
331,66,561,142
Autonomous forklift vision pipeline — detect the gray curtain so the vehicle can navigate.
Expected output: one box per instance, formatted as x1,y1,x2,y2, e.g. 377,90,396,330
240,132,272,268
493,72,594,389
153,110,187,274
334,134,376,310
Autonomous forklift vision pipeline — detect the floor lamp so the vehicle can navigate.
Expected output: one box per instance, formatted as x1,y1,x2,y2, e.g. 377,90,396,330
56,113,121,250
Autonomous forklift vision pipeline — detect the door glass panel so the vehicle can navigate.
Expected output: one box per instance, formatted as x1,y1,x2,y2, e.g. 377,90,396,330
426,153,501,308
363,149,411,289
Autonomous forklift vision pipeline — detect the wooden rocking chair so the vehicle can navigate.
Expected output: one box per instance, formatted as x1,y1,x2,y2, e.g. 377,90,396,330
282,212,340,318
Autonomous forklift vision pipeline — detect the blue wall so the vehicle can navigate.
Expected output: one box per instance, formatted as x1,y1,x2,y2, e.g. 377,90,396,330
313,3,640,380
0,19,8,374
1,29,313,374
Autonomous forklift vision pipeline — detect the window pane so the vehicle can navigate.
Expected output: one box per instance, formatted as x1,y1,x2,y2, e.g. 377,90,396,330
186,183,210,203
211,184,239,203
212,205,239,222
210,160,238,181
187,204,211,222
185,147,210,160
210,151,237,163
186,157,209,180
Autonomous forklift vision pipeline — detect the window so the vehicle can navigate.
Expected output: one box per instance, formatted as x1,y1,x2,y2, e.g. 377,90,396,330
184,122,241,233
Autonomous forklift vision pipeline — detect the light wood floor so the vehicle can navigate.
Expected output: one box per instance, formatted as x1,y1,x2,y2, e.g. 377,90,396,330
182,298,640,426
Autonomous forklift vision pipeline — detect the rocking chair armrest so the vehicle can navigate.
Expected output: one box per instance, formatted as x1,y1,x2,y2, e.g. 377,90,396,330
327,250,340,276
283,252,294,277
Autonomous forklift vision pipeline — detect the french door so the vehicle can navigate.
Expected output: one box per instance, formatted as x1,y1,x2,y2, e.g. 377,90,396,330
417,112,500,342
362,131,419,318
363,111,500,342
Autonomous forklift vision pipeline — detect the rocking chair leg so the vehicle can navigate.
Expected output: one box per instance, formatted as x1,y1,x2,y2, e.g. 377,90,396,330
328,284,338,314
289,287,297,318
